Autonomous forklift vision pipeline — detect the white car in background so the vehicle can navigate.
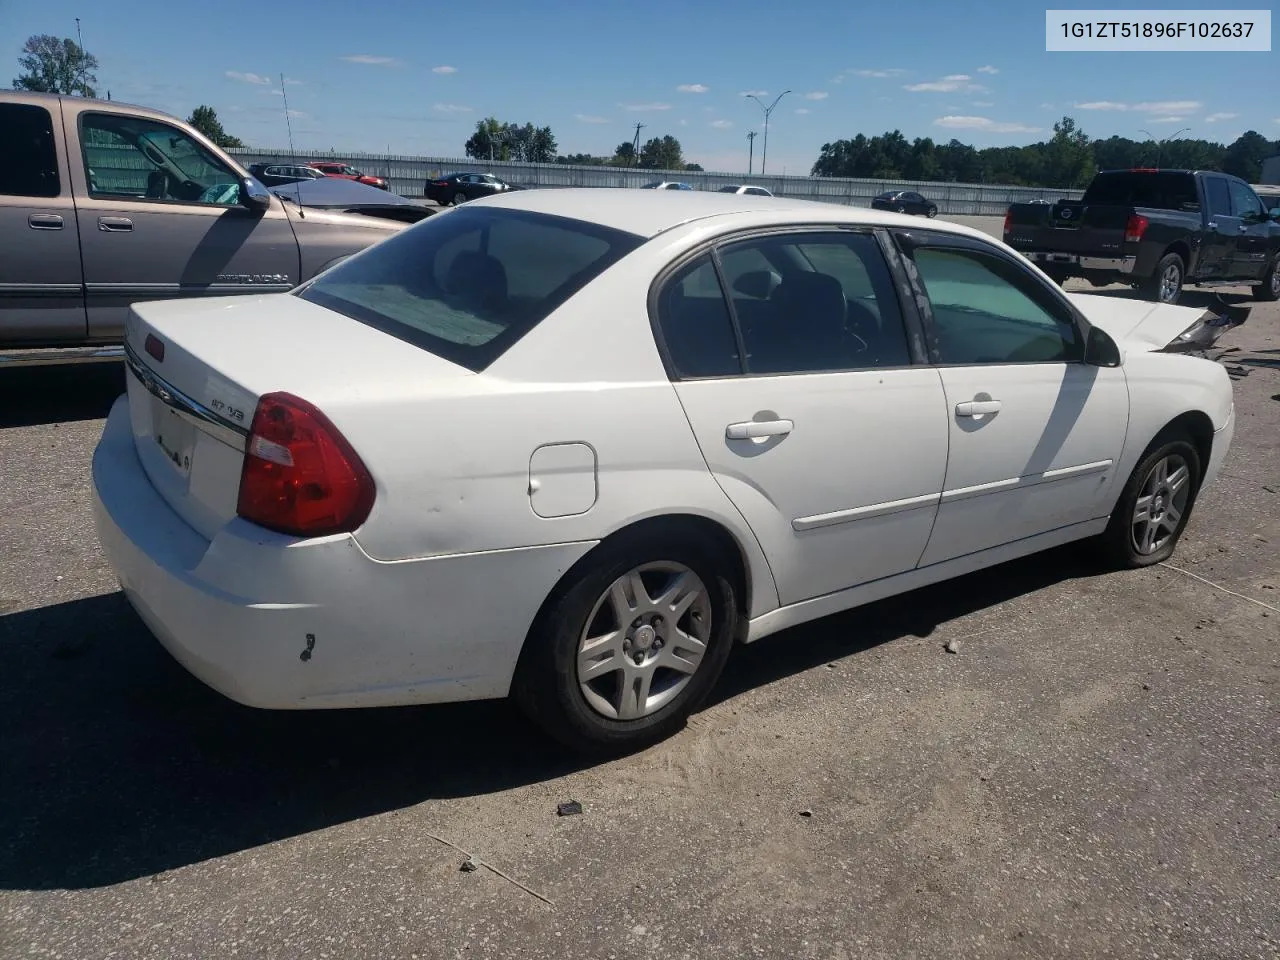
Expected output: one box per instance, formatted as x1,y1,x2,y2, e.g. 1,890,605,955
718,184,774,196
92,189,1240,754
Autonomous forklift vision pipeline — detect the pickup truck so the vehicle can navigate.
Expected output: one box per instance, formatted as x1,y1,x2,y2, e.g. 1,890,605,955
1003,168,1280,304
0,91,413,367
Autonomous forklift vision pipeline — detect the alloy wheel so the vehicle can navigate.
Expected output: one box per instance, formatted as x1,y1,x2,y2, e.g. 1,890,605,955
1130,453,1191,556
1159,261,1182,302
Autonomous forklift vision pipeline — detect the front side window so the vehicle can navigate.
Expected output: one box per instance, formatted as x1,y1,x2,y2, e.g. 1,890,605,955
80,112,241,205
1228,179,1264,219
298,206,645,372
0,103,60,198
907,244,1083,365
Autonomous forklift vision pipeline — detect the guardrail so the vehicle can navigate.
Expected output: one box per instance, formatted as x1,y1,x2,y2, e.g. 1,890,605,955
227,148,1086,216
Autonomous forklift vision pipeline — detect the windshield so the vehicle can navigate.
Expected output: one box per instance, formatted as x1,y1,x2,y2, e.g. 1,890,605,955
297,206,646,371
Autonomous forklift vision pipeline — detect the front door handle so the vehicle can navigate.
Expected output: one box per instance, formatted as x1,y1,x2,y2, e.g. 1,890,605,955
726,419,793,439
955,399,1002,417
98,216,133,232
1238,224,1249,233
28,214,64,230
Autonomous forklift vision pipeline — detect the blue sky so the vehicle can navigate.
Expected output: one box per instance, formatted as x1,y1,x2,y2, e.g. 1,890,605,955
3,0,1276,173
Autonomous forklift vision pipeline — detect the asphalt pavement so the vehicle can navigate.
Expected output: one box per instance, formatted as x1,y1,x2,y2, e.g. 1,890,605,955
1,244,1277,959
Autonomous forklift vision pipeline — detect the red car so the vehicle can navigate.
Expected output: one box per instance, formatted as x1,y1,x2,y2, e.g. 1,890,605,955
306,161,389,191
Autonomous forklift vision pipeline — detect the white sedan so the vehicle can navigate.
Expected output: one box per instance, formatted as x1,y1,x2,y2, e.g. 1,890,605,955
91,189,1241,754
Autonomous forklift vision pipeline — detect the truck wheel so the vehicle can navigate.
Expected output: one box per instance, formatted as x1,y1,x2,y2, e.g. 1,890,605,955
1143,253,1184,304
1253,257,1280,302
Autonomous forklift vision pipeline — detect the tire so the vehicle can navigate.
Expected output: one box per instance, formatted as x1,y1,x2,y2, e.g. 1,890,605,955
511,525,740,755
452,191,468,206
926,206,937,218
1142,252,1184,304
1098,431,1202,569
896,205,906,214
1252,256,1280,302
1042,268,1070,287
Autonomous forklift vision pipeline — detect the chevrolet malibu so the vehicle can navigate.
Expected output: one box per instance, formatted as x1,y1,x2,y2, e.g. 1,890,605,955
91,189,1240,754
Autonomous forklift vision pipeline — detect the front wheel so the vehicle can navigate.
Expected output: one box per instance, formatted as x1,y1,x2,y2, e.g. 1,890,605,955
451,191,468,206
1143,252,1184,304
1253,256,1280,302
926,206,937,218
1098,433,1202,568
512,527,739,755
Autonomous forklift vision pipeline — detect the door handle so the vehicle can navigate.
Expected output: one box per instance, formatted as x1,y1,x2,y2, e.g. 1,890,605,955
1207,221,1217,228
726,419,793,439
98,217,133,232
955,399,1002,417
28,214,64,230
1237,224,1249,232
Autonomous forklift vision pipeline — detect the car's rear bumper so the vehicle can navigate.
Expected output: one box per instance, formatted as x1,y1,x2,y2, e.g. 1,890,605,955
91,395,596,710
1025,251,1138,274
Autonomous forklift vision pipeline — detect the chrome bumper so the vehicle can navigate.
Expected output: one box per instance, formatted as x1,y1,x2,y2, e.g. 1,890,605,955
1026,252,1137,274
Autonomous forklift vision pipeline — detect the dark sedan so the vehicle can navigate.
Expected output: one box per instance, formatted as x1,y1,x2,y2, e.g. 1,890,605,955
870,190,938,217
424,172,519,206
247,162,327,187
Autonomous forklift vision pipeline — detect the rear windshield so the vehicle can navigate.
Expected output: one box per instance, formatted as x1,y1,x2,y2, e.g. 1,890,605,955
297,206,645,371
1082,171,1199,210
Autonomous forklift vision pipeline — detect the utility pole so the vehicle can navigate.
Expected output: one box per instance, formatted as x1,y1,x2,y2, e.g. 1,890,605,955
745,90,791,175
632,122,645,167
747,130,757,175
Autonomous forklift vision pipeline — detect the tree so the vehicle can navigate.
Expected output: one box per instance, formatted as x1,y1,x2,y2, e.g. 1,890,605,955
465,118,558,162
1221,131,1274,183
640,135,684,170
187,106,244,149
13,34,98,96
1042,116,1095,188
612,141,637,166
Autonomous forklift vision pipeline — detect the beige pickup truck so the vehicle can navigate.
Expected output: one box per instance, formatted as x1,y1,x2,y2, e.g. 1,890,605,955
1,91,415,366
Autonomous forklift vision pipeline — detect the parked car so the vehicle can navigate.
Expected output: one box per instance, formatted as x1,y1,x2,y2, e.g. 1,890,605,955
247,162,327,187
717,184,774,197
1004,169,1280,303
92,188,1242,754
1254,183,1280,214
870,190,937,217
425,172,518,206
266,177,434,224
641,181,695,191
0,91,409,368
306,161,389,191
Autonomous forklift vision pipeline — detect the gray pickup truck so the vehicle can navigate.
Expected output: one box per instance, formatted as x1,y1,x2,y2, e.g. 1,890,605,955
1,91,412,366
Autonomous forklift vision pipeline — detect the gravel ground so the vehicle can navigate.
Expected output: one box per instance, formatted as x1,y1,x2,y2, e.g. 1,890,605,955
1,244,1277,959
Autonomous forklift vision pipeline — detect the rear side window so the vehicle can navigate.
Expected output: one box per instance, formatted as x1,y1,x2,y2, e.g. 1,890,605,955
298,206,645,372
0,103,61,198
1204,177,1231,217
1081,172,1198,210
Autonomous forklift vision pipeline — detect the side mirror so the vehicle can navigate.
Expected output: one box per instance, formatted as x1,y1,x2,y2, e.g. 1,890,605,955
1085,325,1122,367
240,176,272,212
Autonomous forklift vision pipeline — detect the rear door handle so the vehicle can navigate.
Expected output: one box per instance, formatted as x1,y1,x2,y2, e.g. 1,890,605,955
28,214,64,230
726,419,793,439
955,399,1002,417
98,216,133,232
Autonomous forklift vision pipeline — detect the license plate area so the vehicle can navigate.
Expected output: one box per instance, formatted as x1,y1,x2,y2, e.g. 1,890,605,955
151,395,195,480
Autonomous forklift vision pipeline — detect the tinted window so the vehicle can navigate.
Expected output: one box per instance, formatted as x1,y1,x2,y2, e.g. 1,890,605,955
0,103,61,198
909,245,1083,364
746,187,770,196
654,255,742,378
1081,171,1198,210
298,206,645,372
1205,177,1231,217
1227,180,1264,218
720,231,911,374
81,112,240,204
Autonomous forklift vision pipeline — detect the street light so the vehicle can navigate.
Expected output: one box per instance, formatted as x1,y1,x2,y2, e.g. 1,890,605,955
745,90,791,175
1137,127,1190,168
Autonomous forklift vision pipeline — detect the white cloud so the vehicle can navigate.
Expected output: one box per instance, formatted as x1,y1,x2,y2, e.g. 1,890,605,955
1074,99,1202,113
934,115,1042,133
677,83,708,93
710,119,733,128
432,65,458,74
972,100,994,107
1040,102,1055,109
1204,112,1238,122
976,65,999,74
1149,115,1188,123
286,110,308,119
905,74,987,93
226,71,272,85
847,68,906,78
284,78,303,86
340,55,398,65
620,102,671,111
803,91,828,100
795,108,811,115
679,118,688,126
433,103,471,113
574,114,610,124
739,89,769,97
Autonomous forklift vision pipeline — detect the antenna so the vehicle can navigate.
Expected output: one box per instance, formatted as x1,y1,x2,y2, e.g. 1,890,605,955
280,72,296,159
74,18,86,95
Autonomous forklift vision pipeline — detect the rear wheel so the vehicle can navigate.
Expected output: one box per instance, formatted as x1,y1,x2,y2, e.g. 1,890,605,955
926,205,937,218
1252,256,1280,301
512,526,739,755
452,191,468,206
1098,432,1202,568
1143,252,1184,303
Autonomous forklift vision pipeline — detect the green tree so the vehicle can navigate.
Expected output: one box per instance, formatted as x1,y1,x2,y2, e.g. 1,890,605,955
187,105,244,149
465,118,558,162
612,141,637,166
1042,116,1095,188
640,135,684,170
13,34,98,96
1221,131,1274,182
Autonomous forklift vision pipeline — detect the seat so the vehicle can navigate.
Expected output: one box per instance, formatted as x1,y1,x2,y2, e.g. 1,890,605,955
443,251,509,315
751,272,850,373
145,170,169,199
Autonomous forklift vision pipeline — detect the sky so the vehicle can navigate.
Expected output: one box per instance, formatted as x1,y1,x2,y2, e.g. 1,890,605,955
3,0,1276,174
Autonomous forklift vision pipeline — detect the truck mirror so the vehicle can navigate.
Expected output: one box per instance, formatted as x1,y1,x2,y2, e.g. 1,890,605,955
240,176,272,212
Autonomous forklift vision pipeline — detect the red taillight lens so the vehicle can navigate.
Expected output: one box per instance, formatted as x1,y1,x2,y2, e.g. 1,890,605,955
1003,210,1013,234
144,333,165,362
236,392,375,538
1124,213,1149,243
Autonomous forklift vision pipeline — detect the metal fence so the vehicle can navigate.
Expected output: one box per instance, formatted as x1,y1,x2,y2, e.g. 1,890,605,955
227,147,1085,216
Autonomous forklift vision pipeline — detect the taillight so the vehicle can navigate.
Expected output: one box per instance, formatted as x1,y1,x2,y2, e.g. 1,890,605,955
236,392,375,538
1124,213,1149,243
1003,210,1013,234
144,333,165,362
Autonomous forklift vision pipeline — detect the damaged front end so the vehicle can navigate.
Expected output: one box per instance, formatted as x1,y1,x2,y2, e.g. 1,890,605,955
1157,298,1251,355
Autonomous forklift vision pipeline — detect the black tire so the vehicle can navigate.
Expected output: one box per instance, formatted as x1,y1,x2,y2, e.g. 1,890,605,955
926,205,937,218
1042,267,1070,287
452,191,467,206
1142,252,1184,304
895,205,906,214
1098,431,1202,569
511,524,740,756
1252,256,1280,302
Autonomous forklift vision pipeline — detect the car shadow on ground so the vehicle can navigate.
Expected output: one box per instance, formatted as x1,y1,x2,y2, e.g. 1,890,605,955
0,543,1100,892
0,363,126,428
